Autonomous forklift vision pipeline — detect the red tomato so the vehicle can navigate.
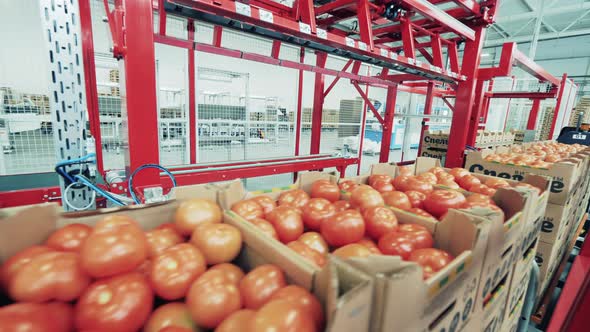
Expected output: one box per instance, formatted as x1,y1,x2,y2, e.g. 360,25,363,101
298,232,329,255
371,179,395,193
415,172,437,185
468,183,496,196
332,243,372,259
160,327,193,332
278,189,310,209
457,175,481,190
208,263,245,285
466,193,495,205
356,237,382,254
368,174,392,186
265,206,304,243
407,208,436,220
9,251,90,302
513,182,542,195
436,172,455,182
136,259,152,277
231,199,264,220
174,198,222,236
437,179,460,189
377,232,415,259
45,223,92,252
250,195,277,215
252,299,316,332
287,241,327,267
428,167,446,175
186,275,242,329
144,303,196,332
215,309,256,332
80,217,148,278
382,191,412,210
310,180,340,202
1,245,52,288
484,178,511,189
403,178,434,194
405,190,426,209
194,269,235,286
339,180,359,193
239,264,286,309
423,190,467,218
320,210,365,247
408,248,453,279
398,224,434,249
392,175,413,192
75,273,153,332
249,218,279,240
363,206,398,240
270,285,324,330
190,223,242,265
145,227,184,258
333,200,353,212
149,243,206,300
350,185,384,210
449,168,469,180
398,165,414,176
0,302,72,332
301,198,336,231
156,222,183,235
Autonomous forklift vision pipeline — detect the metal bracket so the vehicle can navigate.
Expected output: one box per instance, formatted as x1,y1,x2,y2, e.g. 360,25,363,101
103,0,126,59
40,0,94,211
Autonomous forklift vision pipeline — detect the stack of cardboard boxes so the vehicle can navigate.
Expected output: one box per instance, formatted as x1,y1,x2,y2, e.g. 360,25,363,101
420,130,516,163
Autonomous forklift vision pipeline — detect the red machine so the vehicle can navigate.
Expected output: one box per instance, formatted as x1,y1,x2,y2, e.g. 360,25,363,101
0,0,575,206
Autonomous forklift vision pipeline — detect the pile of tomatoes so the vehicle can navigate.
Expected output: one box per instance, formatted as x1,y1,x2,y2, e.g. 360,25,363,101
484,142,588,167
231,180,454,280
0,198,324,332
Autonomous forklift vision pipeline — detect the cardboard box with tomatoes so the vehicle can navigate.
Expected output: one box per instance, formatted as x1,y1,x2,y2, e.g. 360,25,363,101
220,170,493,332
0,183,374,332
465,144,590,205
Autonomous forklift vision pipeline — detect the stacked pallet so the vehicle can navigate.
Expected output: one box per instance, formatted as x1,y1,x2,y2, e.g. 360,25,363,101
538,106,556,140
420,130,515,162
568,97,590,126
109,69,120,96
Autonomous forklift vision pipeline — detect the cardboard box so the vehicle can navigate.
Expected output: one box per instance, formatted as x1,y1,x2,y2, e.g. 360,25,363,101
420,148,446,161
540,203,575,244
343,209,490,332
501,297,524,332
465,147,588,205
422,130,449,149
505,237,536,321
462,285,508,332
0,187,374,332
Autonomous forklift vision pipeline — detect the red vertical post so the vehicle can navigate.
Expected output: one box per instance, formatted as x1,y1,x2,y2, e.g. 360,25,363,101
213,26,223,47
446,26,486,167
357,67,371,175
431,34,444,68
480,79,494,127
121,0,161,184
79,0,104,175
379,85,398,163
527,99,541,130
548,74,568,139
466,79,486,146
357,0,374,51
188,20,197,164
293,48,305,182
157,0,167,36
401,18,416,59
447,43,460,74
310,52,327,155
502,76,517,132
417,81,434,156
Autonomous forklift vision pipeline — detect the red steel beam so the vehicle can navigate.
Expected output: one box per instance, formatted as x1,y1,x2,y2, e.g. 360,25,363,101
187,20,197,163
380,85,398,162
431,34,444,68
485,91,556,99
315,0,355,15
79,0,105,176
271,40,281,59
212,25,223,47
353,82,384,124
466,79,486,145
324,59,354,97
121,0,161,185
394,0,476,40
357,0,375,51
447,42,460,74
446,26,486,167
513,48,561,86
442,96,456,112
295,0,317,33
527,99,542,130
417,81,435,156
372,8,470,36
294,47,305,157
158,0,167,35
311,52,327,155
0,187,61,208
357,67,370,176
401,18,416,59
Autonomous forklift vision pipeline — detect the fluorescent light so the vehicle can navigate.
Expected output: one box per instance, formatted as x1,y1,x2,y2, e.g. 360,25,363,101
481,53,491,57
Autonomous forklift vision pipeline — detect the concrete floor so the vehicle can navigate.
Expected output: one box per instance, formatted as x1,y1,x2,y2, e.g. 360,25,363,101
1,129,417,191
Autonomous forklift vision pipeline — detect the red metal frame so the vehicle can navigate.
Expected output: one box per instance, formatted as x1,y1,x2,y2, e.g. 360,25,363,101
526,99,542,130
187,20,197,164
417,81,435,156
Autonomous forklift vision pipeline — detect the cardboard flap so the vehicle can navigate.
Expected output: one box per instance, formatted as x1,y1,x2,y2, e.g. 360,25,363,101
323,257,373,332
338,175,369,186
391,207,437,233
414,157,442,174
297,171,339,192
492,187,526,220
58,201,179,230
0,204,59,261
523,174,551,194
218,180,248,210
342,254,407,276
436,210,481,257
369,163,397,177
172,183,219,201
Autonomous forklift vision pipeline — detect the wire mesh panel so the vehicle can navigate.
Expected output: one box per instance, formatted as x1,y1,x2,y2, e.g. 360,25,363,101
0,1,55,176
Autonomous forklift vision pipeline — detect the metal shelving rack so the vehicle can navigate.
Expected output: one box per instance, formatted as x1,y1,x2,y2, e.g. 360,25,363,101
0,0,578,206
